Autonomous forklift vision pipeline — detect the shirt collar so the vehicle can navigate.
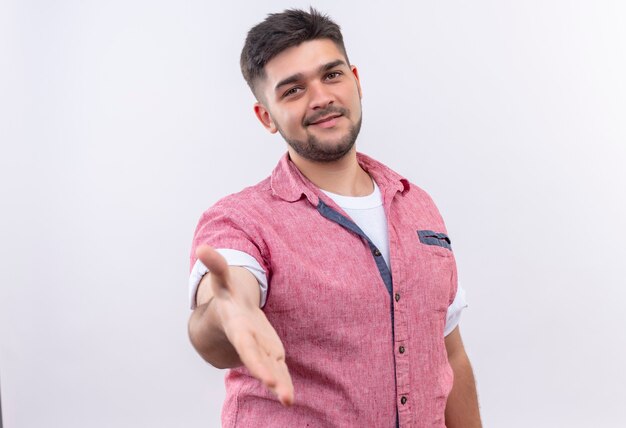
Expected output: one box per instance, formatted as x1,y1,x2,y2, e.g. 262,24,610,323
270,152,410,205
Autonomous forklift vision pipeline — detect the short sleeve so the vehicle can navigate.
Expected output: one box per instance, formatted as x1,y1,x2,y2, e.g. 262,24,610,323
189,202,269,295
443,286,468,336
188,249,269,309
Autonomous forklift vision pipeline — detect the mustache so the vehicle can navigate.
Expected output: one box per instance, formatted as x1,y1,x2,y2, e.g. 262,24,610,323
303,106,349,126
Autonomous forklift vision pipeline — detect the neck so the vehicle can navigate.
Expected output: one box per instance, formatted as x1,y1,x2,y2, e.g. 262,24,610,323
288,147,373,196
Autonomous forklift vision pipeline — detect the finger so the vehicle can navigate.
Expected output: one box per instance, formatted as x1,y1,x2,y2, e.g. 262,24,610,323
235,334,294,406
244,338,294,406
251,328,294,406
272,359,294,407
195,245,230,284
253,356,293,407
235,333,279,388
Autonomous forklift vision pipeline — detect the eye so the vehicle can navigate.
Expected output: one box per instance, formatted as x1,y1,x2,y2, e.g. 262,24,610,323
283,86,303,98
325,71,342,80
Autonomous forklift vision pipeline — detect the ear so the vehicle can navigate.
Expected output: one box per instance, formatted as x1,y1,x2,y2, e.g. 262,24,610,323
254,102,278,134
351,65,363,99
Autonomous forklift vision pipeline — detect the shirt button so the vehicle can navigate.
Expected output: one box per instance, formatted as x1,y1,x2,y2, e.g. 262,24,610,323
400,396,407,405
373,248,382,257
399,346,405,354
394,293,400,302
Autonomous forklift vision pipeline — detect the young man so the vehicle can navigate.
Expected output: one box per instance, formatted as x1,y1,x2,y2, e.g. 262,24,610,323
188,8,481,427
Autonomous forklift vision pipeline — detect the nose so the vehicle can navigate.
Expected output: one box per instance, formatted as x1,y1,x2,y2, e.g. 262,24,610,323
307,81,334,110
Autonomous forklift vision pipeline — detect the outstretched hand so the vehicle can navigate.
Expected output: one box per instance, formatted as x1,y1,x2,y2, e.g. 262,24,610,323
196,245,294,406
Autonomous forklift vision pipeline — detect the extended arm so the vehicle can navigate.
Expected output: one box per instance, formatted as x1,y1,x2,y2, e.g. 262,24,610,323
444,326,482,428
187,245,294,405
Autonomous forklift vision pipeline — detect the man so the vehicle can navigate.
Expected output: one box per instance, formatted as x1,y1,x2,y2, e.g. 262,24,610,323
188,8,481,427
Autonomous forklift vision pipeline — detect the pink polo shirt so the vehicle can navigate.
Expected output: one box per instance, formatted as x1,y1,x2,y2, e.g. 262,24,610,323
191,153,458,427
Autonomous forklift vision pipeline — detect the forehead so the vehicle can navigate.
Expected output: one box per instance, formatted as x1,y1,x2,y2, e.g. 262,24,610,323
260,39,347,88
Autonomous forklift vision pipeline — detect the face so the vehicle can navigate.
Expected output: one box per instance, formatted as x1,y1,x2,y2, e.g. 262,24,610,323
254,39,363,163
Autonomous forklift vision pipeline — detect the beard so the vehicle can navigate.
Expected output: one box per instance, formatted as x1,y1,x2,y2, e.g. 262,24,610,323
277,107,363,163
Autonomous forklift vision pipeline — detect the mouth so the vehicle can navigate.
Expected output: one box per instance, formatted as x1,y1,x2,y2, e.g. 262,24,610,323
308,113,343,127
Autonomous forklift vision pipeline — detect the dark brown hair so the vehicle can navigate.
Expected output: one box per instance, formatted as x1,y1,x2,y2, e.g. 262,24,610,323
240,7,350,97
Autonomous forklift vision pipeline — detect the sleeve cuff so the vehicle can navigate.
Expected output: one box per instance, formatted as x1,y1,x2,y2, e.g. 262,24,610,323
188,249,268,309
443,286,468,336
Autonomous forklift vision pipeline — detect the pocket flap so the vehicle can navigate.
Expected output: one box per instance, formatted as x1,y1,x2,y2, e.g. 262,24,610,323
417,230,452,250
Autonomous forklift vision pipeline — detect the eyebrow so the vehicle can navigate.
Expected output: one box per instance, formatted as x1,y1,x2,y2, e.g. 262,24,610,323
274,59,348,92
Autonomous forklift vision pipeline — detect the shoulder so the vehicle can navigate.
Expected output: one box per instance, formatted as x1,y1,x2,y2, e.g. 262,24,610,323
200,177,273,220
405,181,439,208
191,177,275,269
358,152,447,220
399,182,452,236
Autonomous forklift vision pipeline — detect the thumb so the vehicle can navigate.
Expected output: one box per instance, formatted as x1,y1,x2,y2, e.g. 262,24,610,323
195,245,230,285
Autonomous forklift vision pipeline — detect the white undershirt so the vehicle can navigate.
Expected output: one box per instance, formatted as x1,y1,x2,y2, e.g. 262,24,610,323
189,180,467,336
320,181,391,268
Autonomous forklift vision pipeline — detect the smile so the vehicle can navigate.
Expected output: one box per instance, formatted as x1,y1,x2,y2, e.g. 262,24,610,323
309,114,343,128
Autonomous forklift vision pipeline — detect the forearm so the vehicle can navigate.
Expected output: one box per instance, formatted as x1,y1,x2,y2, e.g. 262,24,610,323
188,262,262,368
445,350,482,428
188,296,243,369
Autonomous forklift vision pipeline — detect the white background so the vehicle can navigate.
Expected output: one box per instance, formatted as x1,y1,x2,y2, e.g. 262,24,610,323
1,1,625,427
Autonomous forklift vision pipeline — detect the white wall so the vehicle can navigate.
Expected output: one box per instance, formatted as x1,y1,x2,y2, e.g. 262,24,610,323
1,1,625,427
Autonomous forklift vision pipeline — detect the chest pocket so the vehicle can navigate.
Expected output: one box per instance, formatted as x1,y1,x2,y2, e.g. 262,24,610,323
415,230,455,312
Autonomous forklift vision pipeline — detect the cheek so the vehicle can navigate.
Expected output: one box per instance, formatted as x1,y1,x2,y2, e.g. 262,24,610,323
339,88,361,115
280,110,303,131
350,90,362,109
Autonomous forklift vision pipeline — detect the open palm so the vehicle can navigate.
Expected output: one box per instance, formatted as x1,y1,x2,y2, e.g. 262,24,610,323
196,245,294,406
